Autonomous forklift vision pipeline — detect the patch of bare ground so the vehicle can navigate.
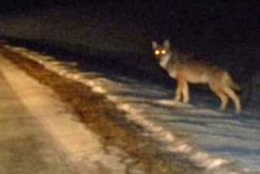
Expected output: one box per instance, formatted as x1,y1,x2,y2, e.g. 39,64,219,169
0,46,202,174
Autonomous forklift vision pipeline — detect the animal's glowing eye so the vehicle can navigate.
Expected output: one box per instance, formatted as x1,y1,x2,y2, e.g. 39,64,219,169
161,50,166,54
155,50,160,55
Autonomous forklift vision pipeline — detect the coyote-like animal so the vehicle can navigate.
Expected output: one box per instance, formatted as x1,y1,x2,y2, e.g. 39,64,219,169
152,40,241,114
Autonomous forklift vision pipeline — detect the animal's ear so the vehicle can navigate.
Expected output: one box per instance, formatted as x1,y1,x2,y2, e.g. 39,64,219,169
152,41,158,49
163,39,170,48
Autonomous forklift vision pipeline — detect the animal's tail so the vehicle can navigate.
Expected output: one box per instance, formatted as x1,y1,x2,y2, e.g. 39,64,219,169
231,81,241,91
225,72,241,91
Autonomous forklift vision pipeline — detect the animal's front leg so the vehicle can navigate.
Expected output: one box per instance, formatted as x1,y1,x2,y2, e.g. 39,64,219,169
174,78,184,102
174,87,182,102
182,81,190,103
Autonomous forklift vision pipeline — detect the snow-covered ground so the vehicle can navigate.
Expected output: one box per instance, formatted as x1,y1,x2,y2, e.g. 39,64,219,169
7,45,260,174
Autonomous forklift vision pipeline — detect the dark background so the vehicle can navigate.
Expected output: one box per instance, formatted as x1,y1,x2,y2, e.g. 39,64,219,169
0,1,259,59
0,0,259,107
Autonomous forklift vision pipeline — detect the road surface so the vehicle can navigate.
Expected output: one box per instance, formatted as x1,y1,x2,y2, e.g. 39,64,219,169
0,53,145,174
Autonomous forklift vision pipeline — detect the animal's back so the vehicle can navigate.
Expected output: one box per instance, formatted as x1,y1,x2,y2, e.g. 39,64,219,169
166,60,225,84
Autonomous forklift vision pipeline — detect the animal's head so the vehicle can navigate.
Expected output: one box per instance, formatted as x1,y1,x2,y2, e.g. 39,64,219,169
152,40,193,63
151,40,172,59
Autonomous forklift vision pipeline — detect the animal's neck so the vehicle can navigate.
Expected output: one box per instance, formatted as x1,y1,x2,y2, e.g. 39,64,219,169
159,52,172,68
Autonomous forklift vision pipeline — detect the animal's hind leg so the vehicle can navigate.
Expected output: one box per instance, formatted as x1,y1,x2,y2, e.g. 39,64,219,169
217,91,229,111
223,87,241,114
209,85,229,111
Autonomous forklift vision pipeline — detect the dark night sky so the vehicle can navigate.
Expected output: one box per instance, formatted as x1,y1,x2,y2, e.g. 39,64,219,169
0,0,259,52
1,0,258,32
0,0,83,13
0,0,259,78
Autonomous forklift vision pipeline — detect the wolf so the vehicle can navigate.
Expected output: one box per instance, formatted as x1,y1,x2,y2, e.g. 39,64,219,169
152,40,241,114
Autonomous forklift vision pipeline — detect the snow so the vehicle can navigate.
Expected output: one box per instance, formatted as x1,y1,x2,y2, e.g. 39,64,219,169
7,45,260,174
0,54,146,174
